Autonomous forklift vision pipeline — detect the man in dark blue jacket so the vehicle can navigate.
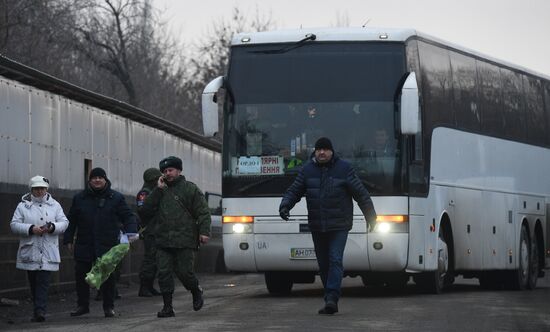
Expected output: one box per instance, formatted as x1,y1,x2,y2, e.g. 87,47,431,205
279,137,377,315
63,167,137,318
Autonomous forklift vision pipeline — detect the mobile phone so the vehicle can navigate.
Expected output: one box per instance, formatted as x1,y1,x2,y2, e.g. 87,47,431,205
40,222,53,230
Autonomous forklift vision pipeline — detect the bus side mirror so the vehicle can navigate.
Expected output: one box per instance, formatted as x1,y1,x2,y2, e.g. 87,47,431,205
201,76,224,137
400,72,420,135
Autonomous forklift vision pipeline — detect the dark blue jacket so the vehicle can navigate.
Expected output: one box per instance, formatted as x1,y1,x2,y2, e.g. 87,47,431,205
280,155,376,232
63,181,137,261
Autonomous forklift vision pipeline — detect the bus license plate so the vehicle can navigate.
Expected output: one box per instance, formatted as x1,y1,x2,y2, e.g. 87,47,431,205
290,248,316,259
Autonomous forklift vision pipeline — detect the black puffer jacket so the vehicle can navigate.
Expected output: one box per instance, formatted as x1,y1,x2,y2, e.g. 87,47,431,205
280,155,376,232
63,181,137,261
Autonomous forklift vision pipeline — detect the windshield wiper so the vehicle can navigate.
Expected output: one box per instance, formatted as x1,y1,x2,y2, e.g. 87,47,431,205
250,33,316,54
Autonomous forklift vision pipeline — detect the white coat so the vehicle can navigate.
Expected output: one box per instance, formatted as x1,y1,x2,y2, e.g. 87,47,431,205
10,193,69,271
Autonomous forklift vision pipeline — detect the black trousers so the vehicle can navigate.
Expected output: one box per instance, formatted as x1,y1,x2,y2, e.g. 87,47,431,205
75,260,116,310
27,270,51,315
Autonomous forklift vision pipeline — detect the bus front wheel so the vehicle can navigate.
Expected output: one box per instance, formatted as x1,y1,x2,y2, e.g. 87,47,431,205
265,272,293,295
414,230,449,294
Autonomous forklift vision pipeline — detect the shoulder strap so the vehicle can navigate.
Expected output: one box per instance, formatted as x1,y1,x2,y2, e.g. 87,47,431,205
165,185,201,250
165,186,194,219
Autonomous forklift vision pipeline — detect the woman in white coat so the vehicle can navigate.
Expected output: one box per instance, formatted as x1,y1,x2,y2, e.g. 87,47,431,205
10,175,68,322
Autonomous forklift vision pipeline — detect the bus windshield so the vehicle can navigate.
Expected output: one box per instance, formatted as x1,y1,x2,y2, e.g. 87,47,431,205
223,42,406,197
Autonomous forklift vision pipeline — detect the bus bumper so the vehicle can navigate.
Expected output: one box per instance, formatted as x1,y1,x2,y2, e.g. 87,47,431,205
223,233,258,271
224,232,408,272
367,233,409,271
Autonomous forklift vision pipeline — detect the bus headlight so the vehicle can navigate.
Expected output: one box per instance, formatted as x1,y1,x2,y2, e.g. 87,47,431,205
232,224,248,233
223,216,254,234
373,215,408,233
376,222,392,233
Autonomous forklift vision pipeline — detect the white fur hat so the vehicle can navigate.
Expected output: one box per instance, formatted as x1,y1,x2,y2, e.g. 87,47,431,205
29,175,50,189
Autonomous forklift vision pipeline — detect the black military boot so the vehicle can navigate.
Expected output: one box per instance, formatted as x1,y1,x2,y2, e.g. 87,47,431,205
157,293,175,318
191,286,204,311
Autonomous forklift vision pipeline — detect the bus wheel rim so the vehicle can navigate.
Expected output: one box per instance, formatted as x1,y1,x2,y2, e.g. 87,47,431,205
520,237,529,278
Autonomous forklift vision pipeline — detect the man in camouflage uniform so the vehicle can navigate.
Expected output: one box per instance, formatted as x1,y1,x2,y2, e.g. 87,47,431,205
141,156,211,317
136,168,163,297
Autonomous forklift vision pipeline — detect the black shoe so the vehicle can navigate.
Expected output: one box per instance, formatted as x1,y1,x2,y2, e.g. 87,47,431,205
70,306,90,317
30,313,45,322
318,301,338,315
157,293,175,318
157,306,175,318
191,286,204,311
104,308,116,318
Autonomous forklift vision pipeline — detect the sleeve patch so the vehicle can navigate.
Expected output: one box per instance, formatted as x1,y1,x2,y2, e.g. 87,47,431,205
136,190,148,207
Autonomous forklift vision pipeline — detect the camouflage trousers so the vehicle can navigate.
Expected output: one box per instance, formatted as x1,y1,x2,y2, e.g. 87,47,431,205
156,247,199,294
138,234,157,281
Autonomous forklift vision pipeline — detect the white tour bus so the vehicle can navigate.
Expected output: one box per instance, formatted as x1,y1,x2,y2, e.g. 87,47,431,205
201,27,550,294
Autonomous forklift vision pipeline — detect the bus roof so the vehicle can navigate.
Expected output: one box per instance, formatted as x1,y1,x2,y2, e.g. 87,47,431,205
232,27,550,81
232,27,418,44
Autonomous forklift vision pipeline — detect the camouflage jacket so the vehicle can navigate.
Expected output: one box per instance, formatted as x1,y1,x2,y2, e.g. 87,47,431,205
141,175,211,249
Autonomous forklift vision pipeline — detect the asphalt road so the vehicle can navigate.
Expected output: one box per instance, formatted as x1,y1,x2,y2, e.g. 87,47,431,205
1,272,549,331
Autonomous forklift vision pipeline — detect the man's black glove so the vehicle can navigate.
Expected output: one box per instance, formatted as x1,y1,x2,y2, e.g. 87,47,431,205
279,207,290,221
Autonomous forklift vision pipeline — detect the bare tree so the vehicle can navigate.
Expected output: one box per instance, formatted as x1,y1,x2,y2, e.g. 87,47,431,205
71,0,149,105
0,1,31,49
0,0,78,73
191,6,275,85
183,6,276,127
69,0,205,131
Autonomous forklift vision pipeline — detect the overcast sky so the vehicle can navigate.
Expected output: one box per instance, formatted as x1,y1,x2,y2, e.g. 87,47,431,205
154,0,550,77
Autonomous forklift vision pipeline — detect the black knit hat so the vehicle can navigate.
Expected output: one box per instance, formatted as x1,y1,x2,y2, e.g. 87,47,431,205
314,137,334,152
159,156,183,172
89,167,107,180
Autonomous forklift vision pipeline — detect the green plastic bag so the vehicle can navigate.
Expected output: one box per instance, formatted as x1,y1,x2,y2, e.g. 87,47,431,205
85,243,130,289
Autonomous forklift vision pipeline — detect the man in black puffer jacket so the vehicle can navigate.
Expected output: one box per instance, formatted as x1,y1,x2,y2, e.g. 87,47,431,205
279,137,377,315
64,167,137,318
